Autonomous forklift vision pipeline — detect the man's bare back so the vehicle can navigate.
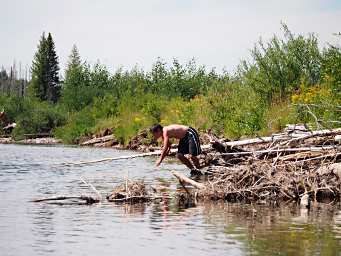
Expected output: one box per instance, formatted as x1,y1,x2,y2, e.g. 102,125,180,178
162,124,189,140
150,124,202,173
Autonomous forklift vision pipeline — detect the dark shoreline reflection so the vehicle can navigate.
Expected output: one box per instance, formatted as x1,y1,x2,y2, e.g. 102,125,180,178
0,144,340,256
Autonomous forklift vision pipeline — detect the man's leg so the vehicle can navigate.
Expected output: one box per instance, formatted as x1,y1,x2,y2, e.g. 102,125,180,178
176,153,195,170
189,155,200,169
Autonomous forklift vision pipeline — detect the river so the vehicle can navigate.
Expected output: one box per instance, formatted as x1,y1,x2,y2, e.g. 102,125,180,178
0,144,340,256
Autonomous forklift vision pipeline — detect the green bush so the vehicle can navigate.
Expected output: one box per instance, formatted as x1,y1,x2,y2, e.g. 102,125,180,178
3,24,341,144
54,106,95,144
0,96,66,138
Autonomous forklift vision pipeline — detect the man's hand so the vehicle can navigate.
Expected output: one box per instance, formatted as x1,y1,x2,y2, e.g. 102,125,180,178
155,158,162,167
155,130,170,168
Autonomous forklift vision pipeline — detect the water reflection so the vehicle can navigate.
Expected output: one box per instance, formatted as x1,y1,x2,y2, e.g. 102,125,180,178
199,201,341,256
0,144,340,256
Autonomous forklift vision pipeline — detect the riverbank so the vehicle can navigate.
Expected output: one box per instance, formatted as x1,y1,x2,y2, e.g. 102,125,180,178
103,126,341,205
0,137,62,145
2,125,341,205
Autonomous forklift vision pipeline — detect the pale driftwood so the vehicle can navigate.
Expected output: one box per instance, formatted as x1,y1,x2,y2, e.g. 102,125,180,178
81,135,116,146
219,145,340,156
65,144,212,166
67,151,162,166
222,128,341,147
277,152,341,166
300,194,310,208
171,171,206,190
222,135,290,147
277,128,341,147
31,195,100,204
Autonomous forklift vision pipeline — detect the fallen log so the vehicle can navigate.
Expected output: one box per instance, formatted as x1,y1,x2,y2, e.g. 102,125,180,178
219,145,340,157
64,144,212,166
223,135,290,147
81,134,117,146
276,128,341,147
66,151,163,166
278,152,341,166
171,171,206,190
221,128,341,147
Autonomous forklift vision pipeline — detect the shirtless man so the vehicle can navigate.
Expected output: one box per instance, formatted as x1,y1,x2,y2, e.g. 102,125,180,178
150,124,202,174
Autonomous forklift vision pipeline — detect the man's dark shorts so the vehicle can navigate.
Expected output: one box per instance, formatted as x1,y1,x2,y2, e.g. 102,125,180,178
178,127,202,156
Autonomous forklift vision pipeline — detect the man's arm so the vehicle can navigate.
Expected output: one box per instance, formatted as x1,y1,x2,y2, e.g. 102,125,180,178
156,131,170,167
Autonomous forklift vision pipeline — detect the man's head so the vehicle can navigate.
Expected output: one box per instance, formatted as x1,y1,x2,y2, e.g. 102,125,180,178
150,124,163,140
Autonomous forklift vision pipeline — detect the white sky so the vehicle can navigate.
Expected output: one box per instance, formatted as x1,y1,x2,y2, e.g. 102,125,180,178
1,0,341,75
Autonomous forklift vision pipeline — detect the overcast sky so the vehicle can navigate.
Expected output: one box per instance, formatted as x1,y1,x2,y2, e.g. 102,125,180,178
1,0,341,75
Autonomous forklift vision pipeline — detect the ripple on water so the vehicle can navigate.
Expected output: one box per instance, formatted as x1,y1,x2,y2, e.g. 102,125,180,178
0,144,340,256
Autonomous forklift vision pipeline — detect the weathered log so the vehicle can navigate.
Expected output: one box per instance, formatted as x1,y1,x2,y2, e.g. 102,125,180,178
67,151,163,166
81,134,117,146
171,171,206,190
65,144,212,166
219,145,340,157
220,128,341,147
278,128,341,146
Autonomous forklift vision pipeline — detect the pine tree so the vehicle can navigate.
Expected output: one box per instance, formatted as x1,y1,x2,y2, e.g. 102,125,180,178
30,32,60,103
62,44,91,110
30,33,48,100
67,44,81,72
0,67,8,80
46,33,60,103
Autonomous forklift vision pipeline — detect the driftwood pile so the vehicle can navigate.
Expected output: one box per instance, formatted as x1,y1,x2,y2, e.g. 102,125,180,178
32,125,341,206
178,126,341,204
106,179,172,203
107,180,149,202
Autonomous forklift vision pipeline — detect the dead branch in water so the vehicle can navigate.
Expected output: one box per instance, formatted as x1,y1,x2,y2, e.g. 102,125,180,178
31,195,100,204
80,177,102,200
171,171,206,190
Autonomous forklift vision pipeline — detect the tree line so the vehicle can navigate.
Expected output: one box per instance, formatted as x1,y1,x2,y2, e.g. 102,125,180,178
0,25,340,142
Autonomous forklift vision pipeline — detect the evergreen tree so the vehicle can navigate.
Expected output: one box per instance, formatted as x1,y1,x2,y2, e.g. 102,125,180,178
62,44,92,111
30,32,60,103
46,33,60,103
66,44,81,71
0,67,8,80
30,33,48,100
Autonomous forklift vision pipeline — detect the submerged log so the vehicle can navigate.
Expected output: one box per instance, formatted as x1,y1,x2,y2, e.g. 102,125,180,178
31,195,100,204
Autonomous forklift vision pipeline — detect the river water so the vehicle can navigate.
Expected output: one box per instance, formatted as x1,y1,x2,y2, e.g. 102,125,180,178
0,144,340,256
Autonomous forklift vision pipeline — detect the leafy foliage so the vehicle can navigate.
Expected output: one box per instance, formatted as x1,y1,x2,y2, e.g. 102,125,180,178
1,25,340,143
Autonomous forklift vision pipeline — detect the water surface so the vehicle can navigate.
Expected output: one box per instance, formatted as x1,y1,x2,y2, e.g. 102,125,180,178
0,144,340,256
